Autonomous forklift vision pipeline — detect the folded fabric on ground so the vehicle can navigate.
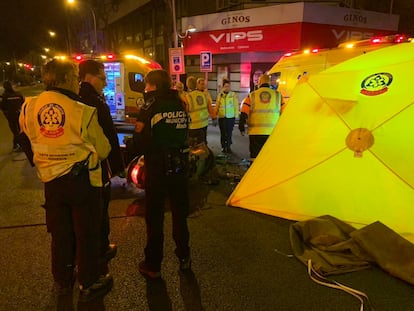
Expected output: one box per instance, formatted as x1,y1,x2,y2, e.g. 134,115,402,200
350,221,414,285
290,215,414,285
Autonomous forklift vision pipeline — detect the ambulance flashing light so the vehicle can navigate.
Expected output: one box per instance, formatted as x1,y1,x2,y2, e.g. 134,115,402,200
73,53,161,69
282,34,409,58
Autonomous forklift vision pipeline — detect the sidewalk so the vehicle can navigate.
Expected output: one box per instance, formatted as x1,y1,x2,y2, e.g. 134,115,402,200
1,125,413,311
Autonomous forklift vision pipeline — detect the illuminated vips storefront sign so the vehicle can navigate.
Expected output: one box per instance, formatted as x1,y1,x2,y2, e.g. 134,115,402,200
181,2,399,55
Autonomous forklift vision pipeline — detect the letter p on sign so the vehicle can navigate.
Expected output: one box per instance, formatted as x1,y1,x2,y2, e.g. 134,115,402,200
200,51,212,72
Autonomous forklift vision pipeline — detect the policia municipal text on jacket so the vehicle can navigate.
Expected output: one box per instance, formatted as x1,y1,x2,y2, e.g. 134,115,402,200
239,74,282,159
135,69,191,279
19,59,114,306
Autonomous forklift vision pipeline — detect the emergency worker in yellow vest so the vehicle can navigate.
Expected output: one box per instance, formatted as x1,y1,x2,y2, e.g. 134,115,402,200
185,76,214,146
19,59,113,306
239,74,282,159
215,78,239,153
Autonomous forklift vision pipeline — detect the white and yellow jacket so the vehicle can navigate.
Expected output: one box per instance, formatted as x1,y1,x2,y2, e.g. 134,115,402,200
19,90,111,186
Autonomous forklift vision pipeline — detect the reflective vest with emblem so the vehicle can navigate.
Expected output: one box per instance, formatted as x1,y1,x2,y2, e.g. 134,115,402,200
248,88,281,135
186,90,209,129
217,91,238,118
20,91,111,186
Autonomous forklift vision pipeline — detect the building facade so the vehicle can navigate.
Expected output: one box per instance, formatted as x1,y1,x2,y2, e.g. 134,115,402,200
73,0,408,102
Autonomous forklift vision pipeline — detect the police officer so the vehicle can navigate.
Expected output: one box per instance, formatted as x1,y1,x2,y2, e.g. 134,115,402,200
0,80,25,152
239,74,283,159
135,69,191,279
185,76,214,146
19,59,113,307
79,59,125,274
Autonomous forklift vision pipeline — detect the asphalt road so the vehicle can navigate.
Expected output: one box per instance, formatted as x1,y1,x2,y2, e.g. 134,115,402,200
0,85,413,310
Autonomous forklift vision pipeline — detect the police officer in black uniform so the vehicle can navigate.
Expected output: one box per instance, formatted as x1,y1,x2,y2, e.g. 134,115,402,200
0,81,25,152
135,69,191,279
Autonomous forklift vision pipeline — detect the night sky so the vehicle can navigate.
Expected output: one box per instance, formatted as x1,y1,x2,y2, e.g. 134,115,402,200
0,0,67,60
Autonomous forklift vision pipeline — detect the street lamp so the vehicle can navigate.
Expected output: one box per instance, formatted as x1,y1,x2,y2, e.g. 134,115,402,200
171,0,196,48
171,0,196,83
66,0,98,54
177,25,196,40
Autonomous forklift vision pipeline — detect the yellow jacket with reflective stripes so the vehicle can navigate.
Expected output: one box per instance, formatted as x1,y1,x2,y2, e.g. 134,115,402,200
242,87,281,135
186,90,209,129
19,91,111,186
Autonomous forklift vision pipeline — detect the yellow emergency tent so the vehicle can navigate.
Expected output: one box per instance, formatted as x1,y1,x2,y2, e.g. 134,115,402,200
227,42,414,242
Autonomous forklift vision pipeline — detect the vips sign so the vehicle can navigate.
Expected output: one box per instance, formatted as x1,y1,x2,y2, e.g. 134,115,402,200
200,51,212,72
169,47,185,74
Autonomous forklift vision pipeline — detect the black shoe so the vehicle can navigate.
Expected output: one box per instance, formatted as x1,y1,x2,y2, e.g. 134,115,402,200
104,244,117,262
78,274,113,302
138,260,161,279
179,256,192,270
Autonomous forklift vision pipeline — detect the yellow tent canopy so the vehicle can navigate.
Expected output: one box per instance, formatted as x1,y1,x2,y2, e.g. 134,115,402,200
227,42,414,242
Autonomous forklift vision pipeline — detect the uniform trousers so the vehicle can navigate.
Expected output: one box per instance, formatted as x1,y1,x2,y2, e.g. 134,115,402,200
249,134,270,158
144,153,190,271
3,111,21,148
218,117,235,150
44,171,102,289
101,182,111,255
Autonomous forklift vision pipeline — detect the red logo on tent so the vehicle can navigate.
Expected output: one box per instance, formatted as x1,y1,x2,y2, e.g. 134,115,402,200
360,72,393,96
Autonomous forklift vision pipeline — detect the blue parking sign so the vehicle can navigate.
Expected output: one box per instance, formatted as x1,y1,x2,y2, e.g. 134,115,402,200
200,51,212,72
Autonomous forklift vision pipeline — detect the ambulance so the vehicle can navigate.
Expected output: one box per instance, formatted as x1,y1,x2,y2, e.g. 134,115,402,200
75,53,161,122
269,34,410,104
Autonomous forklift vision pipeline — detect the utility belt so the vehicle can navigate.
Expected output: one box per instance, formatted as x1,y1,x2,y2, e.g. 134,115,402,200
163,147,189,176
147,147,189,176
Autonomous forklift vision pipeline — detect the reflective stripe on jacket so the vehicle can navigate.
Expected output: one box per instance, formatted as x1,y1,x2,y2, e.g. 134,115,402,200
186,90,209,129
19,91,111,186
248,88,281,135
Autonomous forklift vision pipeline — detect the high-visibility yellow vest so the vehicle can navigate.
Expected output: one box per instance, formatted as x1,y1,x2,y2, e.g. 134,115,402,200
20,91,111,186
216,91,239,118
186,90,209,129
248,88,281,135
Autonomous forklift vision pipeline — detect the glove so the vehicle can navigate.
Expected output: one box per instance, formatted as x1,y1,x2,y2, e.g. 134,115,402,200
238,112,247,134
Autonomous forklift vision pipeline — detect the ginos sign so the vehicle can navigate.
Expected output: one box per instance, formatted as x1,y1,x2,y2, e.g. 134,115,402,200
209,30,263,43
